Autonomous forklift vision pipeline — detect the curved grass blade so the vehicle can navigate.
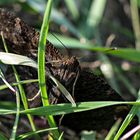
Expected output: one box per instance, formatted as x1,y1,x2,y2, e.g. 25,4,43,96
0,79,38,91
105,119,122,140
17,127,57,140
1,101,140,116
10,86,20,140
1,32,39,138
114,90,140,140
49,74,76,106
0,70,20,140
0,52,37,69
20,101,140,116
58,132,64,140
47,34,140,62
37,0,60,139
0,49,76,108
11,66,40,139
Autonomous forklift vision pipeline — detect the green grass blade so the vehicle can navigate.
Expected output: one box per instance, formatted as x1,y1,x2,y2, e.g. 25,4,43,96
20,101,140,116
130,0,140,49
47,34,140,62
64,0,79,19
133,129,140,140
12,67,38,132
1,67,39,140
38,0,52,108
0,79,38,91
0,70,20,140
17,127,57,140
26,0,46,14
37,0,60,139
0,101,140,116
87,0,106,28
0,69,15,93
10,85,20,140
0,109,16,115
58,132,64,140
0,132,8,140
114,90,140,140
1,33,38,138
0,101,18,109
0,50,76,107
105,119,122,140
